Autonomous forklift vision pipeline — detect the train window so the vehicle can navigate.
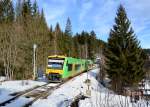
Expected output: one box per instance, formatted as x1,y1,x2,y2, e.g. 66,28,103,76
75,64,81,71
48,62,63,70
68,64,72,71
47,59,64,70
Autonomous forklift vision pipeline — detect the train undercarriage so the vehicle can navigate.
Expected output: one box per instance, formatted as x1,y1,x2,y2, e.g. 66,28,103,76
47,73,63,82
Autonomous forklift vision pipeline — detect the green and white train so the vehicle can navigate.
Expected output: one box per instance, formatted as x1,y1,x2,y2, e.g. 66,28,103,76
46,55,93,81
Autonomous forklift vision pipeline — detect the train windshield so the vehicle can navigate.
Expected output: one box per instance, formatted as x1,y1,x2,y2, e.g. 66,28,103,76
47,59,64,70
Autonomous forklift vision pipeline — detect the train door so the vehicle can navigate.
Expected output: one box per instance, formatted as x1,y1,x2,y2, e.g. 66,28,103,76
63,58,73,78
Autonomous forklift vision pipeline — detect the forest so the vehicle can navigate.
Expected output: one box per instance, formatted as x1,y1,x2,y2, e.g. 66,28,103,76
0,0,105,80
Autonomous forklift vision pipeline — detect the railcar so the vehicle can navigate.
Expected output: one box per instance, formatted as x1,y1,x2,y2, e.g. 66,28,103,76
46,55,90,81
87,60,94,70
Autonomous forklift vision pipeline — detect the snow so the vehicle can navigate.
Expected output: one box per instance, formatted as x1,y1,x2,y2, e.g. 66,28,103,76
32,95,72,107
0,76,6,82
0,80,45,105
3,97,33,107
143,80,150,95
79,90,148,107
0,80,45,92
145,82,150,90
139,80,150,95
31,69,100,107
0,69,150,107
32,68,150,107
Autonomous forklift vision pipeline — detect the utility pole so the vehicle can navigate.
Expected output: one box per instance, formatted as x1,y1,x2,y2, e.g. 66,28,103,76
85,41,89,80
33,44,37,80
85,41,91,97
85,42,88,59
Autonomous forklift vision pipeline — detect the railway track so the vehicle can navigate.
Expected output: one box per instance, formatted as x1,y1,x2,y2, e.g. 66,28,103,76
0,79,68,107
22,83,63,107
0,82,52,107
22,68,96,107
0,67,97,107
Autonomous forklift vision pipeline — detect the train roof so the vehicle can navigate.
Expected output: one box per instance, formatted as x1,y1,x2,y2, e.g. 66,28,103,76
48,55,66,58
48,55,89,62
48,55,80,59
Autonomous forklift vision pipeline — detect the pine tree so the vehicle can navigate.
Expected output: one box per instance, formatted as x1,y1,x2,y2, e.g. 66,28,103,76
105,5,146,92
65,17,72,36
50,25,53,32
32,0,38,16
16,0,23,18
40,9,47,26
0,0,3,22
0,0,14,23
89,31,97,59
55,23,61,34
54,23,61,54
22,0,32,19
73,34,80,57
64,17,73,56
26,0,32,15
77,31,87,58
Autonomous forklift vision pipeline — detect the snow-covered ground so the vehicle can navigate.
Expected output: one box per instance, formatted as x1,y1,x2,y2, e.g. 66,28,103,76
0,69,150,107
0,80,45,92
32,69,150,107
0,80,45,105
32,69,101,107
0,76,6,82
143,80,150,95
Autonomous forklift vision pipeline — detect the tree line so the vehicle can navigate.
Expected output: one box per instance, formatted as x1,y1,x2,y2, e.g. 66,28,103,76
0,0,105,80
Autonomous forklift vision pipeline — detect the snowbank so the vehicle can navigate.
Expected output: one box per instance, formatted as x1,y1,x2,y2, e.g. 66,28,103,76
0,76,6,82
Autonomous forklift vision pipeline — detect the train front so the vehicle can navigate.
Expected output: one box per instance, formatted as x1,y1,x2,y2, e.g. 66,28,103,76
46,55,65,82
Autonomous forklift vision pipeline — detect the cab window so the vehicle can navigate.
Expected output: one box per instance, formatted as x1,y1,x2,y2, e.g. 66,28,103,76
47,59,64,70
48,62,63,70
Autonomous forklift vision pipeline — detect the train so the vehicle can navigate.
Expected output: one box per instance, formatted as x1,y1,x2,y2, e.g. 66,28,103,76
46,55,93,82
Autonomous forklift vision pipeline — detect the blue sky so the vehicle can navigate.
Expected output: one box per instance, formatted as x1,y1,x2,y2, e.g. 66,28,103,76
17,0,150,48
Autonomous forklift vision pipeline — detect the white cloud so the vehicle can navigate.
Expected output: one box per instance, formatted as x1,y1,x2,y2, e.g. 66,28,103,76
121,0,150,48
89,0,120,40
36,0,150,48
38,0,67,27
90,0,150,48
79,0,93,21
